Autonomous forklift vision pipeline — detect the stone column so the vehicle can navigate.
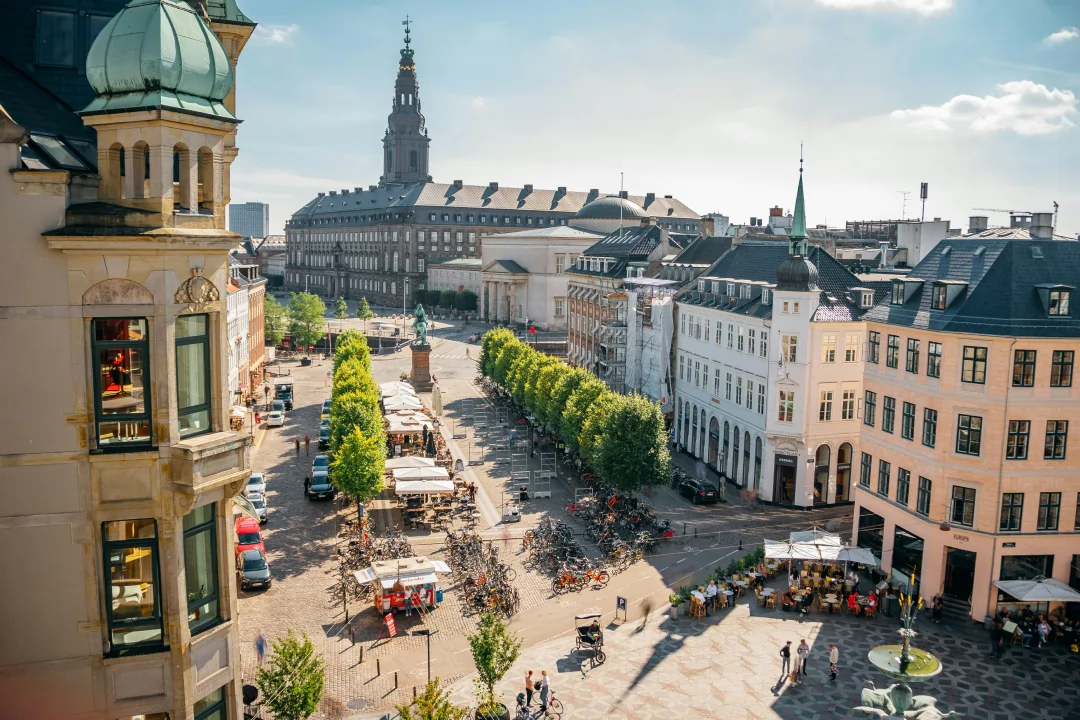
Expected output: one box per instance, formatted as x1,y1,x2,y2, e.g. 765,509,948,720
494,282,503,323
480,281,488,322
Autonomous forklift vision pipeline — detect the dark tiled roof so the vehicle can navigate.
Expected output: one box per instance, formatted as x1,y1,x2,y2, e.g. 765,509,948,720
584,225,663,258
677,241,887,322
863,239,1080,337
669,236,733,266
964,227,1074,242
489,260,528,274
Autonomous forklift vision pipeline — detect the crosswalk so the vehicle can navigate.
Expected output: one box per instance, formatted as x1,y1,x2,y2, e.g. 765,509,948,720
432,352,474,360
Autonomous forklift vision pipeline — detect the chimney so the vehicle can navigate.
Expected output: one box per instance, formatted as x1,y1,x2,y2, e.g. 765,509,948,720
770,206,783,217
618,190,629,200
354,187,363,193
452,180,464,190
556,186,566,195
645,192,655,206
317,192,325,197
1031,212,1054,239
369,185,377,191
968,216,988,234
879,242,890,269
488,181,499,191
341,188,350,195
329,190,337,196
1010,213,1031,229
587,189,599,201
750,216,758,227
523,184,533,194
701,216,716,237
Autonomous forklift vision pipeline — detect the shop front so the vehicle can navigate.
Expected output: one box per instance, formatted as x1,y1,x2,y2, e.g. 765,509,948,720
891,525,924,596
772,454,798,506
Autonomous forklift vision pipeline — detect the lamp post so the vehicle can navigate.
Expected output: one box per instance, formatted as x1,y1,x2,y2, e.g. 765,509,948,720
412,628,438,684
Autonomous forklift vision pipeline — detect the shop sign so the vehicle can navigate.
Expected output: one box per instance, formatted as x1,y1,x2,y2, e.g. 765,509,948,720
775,454,798,468
952,533,970,543
1002,542,1016,548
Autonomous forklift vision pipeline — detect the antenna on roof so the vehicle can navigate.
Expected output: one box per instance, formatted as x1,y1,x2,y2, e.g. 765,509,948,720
799,142,803,175
619,171,624,241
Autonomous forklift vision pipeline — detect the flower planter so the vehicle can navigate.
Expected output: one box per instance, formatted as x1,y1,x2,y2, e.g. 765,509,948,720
476,703,510,720
670,605,680,620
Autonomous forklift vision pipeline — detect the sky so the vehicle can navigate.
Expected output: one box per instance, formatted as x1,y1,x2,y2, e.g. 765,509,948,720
229,0,1080,238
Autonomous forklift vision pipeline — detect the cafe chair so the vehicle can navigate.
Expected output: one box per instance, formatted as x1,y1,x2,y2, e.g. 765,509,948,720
690,598,706,619
765,593,777,610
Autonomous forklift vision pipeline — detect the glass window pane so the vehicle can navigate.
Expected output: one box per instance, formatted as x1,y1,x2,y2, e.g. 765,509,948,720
194,686,225,720
37,10,75,67
177,314,208,339
183,503,214,531
95,318,146,342
184,525,219,632
104,518,157,541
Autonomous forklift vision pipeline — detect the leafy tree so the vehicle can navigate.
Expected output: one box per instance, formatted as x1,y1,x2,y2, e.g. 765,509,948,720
256,630,325,720
424,290,442,307
455,290,478,312
287,292,327,352
531,362,567,427
332,358,379,400
395,679,469,720
492,340,526,387
592,393,672,493
356,297,374,322
468,613,521,716
479,328,515,378
559,378,607,453
334,296,348,319
545,367,591,431
579,390,617,465
332,427,386,510
524,356,558,414
264,294,287,345
439,289,456,309
506,348,540,405
330,391,381,452
333,330,372,373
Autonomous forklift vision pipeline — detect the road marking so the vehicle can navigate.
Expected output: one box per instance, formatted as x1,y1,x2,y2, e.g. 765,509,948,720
254,427,267,452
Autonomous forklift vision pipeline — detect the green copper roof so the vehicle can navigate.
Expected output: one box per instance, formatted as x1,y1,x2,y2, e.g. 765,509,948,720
791,172,807,240
207,0,254,26
82,0,235,120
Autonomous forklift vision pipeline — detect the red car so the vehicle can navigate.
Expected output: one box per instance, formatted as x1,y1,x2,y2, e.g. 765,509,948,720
235,516,265,557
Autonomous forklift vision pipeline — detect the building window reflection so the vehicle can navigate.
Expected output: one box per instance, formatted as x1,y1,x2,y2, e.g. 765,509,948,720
92,318,151,448
194,686,227,720
102,519,164,655
176,314,211,438
184,504,220,634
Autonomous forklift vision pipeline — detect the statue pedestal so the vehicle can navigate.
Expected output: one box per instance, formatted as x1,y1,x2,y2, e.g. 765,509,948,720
410,343,433,391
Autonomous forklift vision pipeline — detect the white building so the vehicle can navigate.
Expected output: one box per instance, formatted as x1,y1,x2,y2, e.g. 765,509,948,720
674,172,887,506
480,225,602,330
226,277,250,401
427,258,482,295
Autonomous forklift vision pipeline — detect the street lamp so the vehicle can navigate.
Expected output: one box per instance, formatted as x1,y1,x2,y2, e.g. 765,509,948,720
412,628,438,684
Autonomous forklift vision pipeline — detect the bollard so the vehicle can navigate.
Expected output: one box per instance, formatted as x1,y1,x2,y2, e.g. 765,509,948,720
359,646,364,664
395,671,399,690
694,527,698,538
413,686,417,699
739,537,743,550
683,522,686,535
377,658,381,676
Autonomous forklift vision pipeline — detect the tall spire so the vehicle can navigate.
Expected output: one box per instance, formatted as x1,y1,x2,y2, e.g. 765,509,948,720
775,144,818,292
380,17,431,186
790,144,808,255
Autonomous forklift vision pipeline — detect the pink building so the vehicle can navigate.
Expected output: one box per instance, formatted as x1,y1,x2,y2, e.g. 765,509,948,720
854,238,1080,622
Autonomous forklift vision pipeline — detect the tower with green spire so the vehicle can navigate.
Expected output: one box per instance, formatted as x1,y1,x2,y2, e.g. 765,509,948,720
775,154,818,292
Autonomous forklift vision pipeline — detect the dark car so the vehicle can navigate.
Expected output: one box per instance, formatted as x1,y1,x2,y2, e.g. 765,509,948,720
679,478,719,504
312,454,329,472
237,548,271,590
305,469,336,500
318,427,330,450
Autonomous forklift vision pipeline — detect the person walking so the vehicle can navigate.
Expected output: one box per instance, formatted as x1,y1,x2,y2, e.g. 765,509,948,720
304,434,310,456
295,438,301,457
524,670,534,707
828,643,839,681
797,639,810,677
538,670,550,714
990,620,1007,660
255,629,269,665
779,640,792,678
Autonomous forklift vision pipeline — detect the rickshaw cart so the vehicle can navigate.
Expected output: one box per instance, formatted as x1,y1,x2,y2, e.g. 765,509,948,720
573,612,606,663
354,556,451,615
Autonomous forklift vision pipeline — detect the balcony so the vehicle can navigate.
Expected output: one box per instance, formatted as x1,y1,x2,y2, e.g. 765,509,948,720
171,431,251,498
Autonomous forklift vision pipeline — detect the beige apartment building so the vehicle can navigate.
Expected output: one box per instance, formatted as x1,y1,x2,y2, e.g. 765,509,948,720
0,1,256,718
854,238,1080,622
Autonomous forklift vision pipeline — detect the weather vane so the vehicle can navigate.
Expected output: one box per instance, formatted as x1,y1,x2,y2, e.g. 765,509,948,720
799,142,804,174
403,15,412,48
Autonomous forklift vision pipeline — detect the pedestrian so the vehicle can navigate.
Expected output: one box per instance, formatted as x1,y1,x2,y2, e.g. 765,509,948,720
990,620,1006,660
304,434,310,456
797,639,810,676
404,592,413,617
255,629,269,665
539,670,550,713
779,640,792,677
524,669,534,707
295,438,300,457
932,595,944,623
828,643,839,681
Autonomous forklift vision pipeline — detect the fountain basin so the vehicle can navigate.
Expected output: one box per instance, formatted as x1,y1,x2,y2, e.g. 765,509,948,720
867,644,942,682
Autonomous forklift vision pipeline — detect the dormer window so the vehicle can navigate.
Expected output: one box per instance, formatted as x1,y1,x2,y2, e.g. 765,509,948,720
932,284,947,310
698,279,705,292
861,291,873,308
1050,290,1071,316
711,281,719,293
891,281,905,305
726,282,735,296
740,285,751,300
761,289,770,305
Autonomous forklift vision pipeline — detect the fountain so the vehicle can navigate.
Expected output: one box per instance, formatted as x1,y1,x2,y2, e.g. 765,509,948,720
853,584,958,719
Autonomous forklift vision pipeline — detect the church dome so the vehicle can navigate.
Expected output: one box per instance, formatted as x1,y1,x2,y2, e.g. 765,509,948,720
775,255,819,292
576,195,648,220
83,0,234,118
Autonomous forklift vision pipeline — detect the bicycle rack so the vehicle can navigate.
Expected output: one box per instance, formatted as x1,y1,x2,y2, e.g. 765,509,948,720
531,470,552,499
452,418,466,439
496,408,509,427
574,487,595,505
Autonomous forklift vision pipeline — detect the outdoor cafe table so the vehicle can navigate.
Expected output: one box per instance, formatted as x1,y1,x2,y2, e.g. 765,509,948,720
761,588,776,597
734,580,748,587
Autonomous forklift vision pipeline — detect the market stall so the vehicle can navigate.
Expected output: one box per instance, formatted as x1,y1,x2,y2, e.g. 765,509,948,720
379,381,417,398
353,556,452,614
392,467,451,482
394,479,455,495
385,456,436,470
383,395,424,412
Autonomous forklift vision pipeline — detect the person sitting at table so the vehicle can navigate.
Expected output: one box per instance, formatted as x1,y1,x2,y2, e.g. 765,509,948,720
781,590,796,612
1019,604,1035,622
705,581,718,609
866,593,878,614
848,592,861,616
800,591,814,616
1037,617,1051,647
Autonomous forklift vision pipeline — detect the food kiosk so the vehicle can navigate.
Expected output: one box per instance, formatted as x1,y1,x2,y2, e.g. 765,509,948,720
354,556,452,614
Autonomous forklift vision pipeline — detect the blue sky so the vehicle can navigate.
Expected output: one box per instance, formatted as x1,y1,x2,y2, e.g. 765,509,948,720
230,0,1080,237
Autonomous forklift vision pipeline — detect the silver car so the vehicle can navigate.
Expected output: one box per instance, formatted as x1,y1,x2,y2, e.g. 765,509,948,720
248,492,268,523
245,472,267,498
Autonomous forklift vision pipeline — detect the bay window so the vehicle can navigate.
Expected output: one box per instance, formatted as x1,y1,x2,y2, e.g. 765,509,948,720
184,504,221,633
176,314,212,437
103,519,163,654
92,318,151,447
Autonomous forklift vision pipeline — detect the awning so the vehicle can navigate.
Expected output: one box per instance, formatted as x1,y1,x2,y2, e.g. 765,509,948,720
829,546,880,567
385,412,433,434
354,567,378,583
393,467,450,481
395,479,454,495
789,529,843,547
231,406,247,418
764,539,824,560
233,494,261,523
993,576,1080,602
384,396,423,411
380,572,438,589
385,456,436,469
380,381,416,396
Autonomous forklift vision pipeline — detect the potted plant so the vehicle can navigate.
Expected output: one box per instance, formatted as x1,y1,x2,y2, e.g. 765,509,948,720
668,592,684,619
468,613,521,720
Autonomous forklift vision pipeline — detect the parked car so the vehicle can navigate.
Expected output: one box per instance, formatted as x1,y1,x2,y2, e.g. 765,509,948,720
235,516,265,556
236,548,272,591
318,427,330,450
266,400,285,427
321,399,332,414
248,492,268,523
305,469,336,500
312,454,330,473
319,417,330,432
678,478,719,504
244,472,266,498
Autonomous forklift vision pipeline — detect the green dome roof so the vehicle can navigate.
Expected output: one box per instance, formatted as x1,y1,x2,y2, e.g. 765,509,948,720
83,0,235,120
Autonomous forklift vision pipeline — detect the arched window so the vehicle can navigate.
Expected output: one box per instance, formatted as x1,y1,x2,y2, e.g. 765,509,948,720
105,142,125,199
197,147,215,212
722,421,730,476
131,140,150,199
699,409,707,458
731,426,741,484
814,445,832,505
393,251,399,272
385,147,392,173
836,442,853,503
708,417,720,468
754,438,763,491
391,282,397,296
409,150,418,169
742,431,751,486
691,405,699,456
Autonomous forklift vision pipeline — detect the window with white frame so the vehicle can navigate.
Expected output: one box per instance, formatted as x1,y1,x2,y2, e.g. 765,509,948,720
819,390,833,421
748,329,756,355
713,368,721,395
554,298,564,317
737,326,745,351
735,377,743,405
845,334,859,362
757,383,765,414
702,364,709,389
745,379,753,409
778,391,794,422
822,335,836,363
782,334,798,363
725,372,732,400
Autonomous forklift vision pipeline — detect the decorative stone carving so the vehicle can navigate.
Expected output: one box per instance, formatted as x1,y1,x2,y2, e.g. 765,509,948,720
174,269,220,312
83,278,154,305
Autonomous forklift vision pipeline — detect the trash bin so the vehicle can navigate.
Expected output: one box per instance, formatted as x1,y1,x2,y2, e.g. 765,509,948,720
883,594,897,617
436,588,444,603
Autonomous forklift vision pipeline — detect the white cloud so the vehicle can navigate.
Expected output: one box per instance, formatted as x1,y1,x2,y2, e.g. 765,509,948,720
890,80,1077,135
815,0,953,15
253,24,299,45
1044,27,1079,45
471,97,488,110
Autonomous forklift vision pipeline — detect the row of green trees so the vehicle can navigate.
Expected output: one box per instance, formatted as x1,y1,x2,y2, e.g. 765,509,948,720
327,330,386,512
264,293,378,352
420,289,478,313
478,329,671,494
